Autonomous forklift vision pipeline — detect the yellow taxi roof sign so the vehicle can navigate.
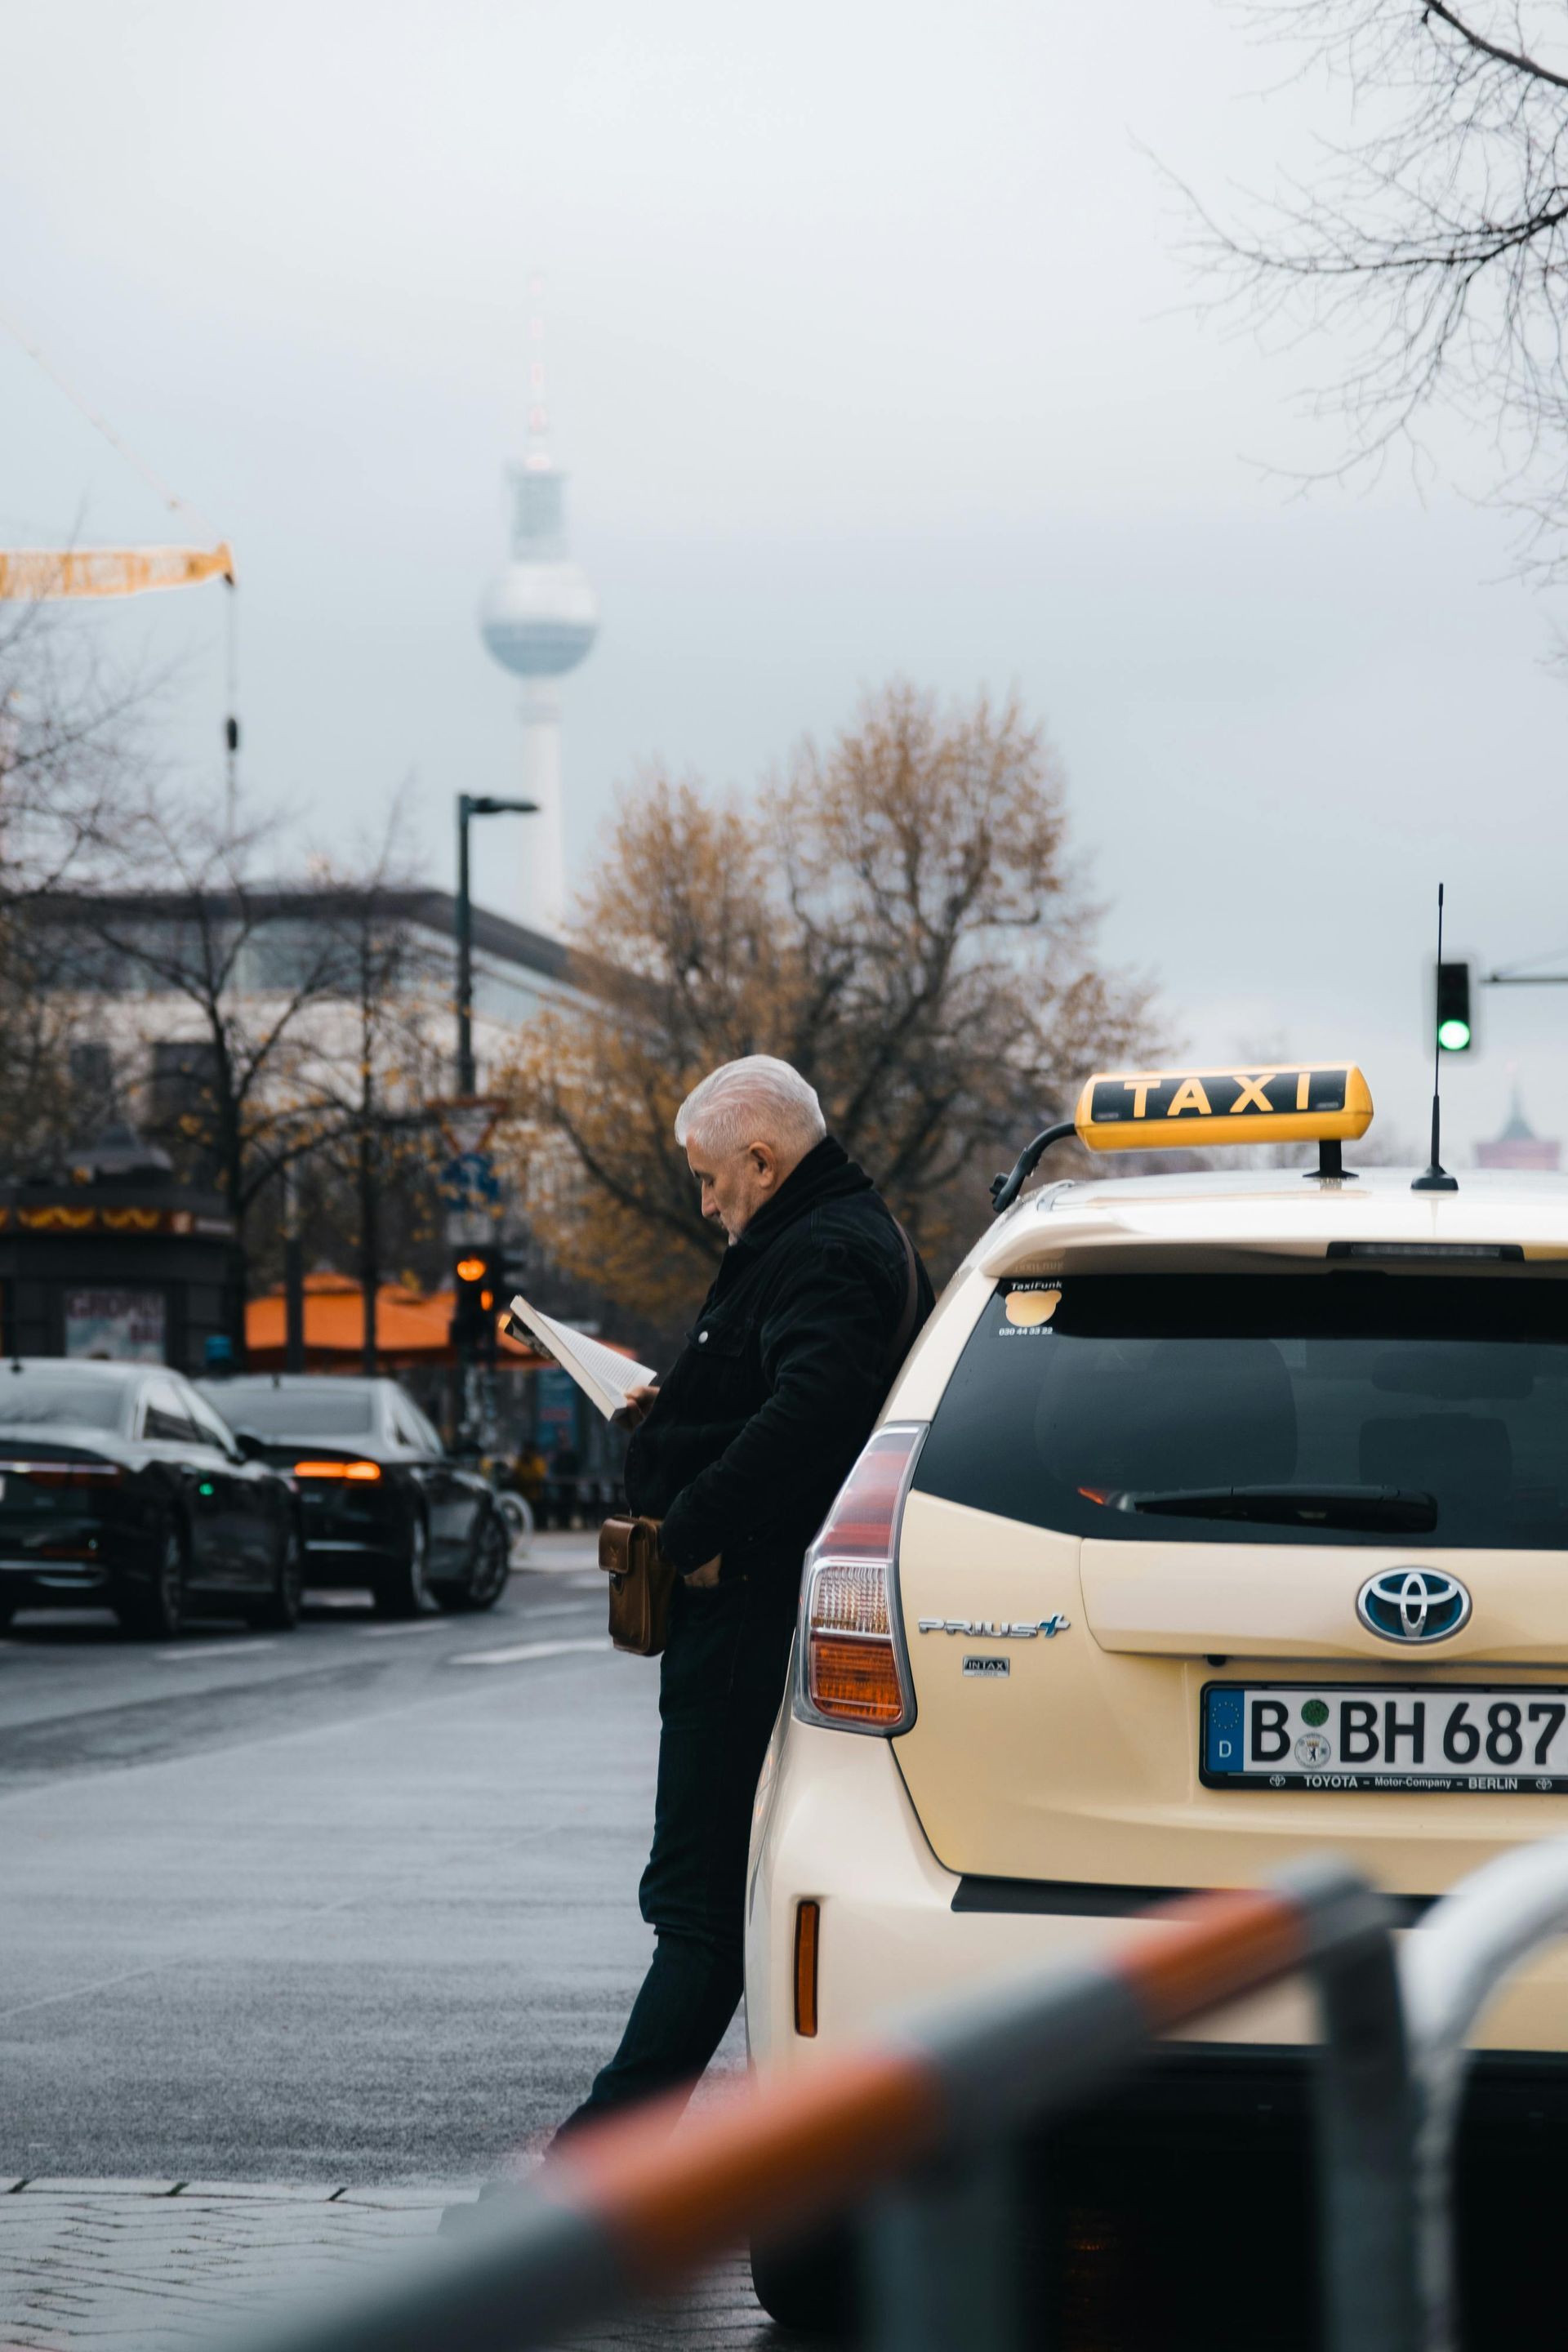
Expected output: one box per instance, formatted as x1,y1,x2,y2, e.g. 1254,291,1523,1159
1074,1063,1374,1154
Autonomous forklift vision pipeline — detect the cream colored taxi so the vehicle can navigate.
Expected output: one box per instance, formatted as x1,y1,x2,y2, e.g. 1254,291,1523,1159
747,1062,1568,2093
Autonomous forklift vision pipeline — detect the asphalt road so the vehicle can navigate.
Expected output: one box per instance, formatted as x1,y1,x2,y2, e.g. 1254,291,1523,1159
0,1545,743,2183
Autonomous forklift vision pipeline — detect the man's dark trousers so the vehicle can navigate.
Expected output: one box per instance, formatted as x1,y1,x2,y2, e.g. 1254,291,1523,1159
562,1576,795,2126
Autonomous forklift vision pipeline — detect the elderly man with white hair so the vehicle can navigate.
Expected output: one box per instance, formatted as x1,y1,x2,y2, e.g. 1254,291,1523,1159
556,1054,933,2136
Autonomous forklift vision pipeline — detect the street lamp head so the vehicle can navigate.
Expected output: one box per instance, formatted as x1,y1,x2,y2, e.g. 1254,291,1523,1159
465,795,540,817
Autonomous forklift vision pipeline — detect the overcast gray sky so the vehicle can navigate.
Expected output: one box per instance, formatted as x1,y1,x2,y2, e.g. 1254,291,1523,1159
4,1,1566,1162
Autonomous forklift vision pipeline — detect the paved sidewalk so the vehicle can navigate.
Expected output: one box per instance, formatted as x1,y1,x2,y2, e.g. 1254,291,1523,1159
0,2179,781,2352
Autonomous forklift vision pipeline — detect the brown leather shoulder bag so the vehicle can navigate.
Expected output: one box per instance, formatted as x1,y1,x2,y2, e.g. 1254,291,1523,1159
598,1514,678,1657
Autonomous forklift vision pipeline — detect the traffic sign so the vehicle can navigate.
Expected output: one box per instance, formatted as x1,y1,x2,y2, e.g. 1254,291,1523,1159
439,1151,500,1211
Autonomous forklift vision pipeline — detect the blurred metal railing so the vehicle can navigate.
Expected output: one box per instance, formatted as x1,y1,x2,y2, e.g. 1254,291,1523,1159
216,1862,1417,2352
1403,1833,1568,2352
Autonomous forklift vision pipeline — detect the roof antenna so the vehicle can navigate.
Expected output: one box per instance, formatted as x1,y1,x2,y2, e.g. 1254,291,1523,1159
1412,882,1460,1193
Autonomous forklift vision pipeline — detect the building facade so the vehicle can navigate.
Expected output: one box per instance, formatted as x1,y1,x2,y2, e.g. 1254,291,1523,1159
1,1129,239,1372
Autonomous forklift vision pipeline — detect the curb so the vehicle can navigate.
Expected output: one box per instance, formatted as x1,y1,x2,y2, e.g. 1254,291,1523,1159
2,2180,473,2203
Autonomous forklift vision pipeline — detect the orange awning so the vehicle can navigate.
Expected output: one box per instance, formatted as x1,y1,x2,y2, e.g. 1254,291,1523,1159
244,1273,549,1372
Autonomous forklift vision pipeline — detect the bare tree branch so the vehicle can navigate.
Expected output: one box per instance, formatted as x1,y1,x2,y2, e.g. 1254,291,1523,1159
1180,2,1568,582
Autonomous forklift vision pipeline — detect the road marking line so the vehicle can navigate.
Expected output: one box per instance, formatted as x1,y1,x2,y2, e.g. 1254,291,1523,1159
154,1642,277,1663
358,1619,448,1638
0,1960,171,2022
523,1601,602,1621
447,1637,610,1668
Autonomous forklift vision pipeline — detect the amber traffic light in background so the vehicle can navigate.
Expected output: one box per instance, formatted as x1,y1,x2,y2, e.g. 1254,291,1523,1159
451,1250,501,1354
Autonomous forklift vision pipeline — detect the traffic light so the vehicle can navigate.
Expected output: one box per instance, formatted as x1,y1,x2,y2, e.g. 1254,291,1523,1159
1436,960,1473,1054
451,1250,501,1358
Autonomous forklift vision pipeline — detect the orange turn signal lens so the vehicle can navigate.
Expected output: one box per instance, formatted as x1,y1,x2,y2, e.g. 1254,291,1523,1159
807,1633,906,1725
806,1561,907,1725
793,1900,820,2037
292,1459,382,1481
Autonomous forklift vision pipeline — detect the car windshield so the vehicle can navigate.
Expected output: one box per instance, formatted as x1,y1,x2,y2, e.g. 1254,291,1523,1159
915,1273,1568,1549
0,1374,127,1432
216,1385,376,1436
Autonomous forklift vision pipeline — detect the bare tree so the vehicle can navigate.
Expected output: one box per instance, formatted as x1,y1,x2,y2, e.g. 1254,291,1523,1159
301,818,452,1370
0,604,154,1169
0,604,151,898
502,683,1156,1320
53,792,361,1265
1186,3,1568,578
39,771,457,1359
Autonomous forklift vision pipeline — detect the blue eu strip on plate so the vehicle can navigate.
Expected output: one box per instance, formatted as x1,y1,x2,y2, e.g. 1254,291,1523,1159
1205,1687,1245,1775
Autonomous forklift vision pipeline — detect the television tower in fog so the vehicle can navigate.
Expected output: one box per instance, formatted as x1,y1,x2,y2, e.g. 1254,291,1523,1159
479,279,599,936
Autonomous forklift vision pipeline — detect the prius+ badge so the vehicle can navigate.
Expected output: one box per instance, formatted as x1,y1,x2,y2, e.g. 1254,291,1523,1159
917,1615,1071,1639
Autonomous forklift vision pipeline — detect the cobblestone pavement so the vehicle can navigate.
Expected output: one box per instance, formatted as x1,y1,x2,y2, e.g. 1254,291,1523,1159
0,2180,783,2352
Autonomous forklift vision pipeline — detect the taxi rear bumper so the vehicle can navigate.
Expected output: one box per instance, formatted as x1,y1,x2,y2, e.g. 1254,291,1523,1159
745,1713,1568,2075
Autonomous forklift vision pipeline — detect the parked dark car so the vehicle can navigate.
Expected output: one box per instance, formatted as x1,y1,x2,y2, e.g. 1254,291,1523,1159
198,1374,509,1618
0,1359,302,1639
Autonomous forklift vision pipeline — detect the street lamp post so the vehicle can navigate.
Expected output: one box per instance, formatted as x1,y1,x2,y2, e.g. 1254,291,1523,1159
456,793,538,1098
452,793,537,1456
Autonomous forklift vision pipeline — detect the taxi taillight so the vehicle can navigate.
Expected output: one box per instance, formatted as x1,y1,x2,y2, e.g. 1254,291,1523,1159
5,1461,123,1488
292,1459,382,1481
797,1423,925,1736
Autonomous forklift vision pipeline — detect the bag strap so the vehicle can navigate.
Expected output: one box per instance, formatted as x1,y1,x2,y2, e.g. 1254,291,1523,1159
888,1218,921,1370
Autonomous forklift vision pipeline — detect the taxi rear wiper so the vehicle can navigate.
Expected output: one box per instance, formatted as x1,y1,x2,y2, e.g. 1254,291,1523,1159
1099,1484,1438,1534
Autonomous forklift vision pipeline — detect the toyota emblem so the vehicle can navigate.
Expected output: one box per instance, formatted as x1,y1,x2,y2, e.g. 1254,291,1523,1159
1356,1567,1472,1645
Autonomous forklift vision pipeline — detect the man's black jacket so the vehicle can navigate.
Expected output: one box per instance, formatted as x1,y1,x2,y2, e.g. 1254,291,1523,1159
624,1136,935,1594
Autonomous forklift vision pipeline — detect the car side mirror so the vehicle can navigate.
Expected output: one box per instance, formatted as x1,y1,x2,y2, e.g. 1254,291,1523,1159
231,1427,270,1461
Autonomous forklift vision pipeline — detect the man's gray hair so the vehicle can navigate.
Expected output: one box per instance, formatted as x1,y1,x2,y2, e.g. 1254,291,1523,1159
675,1056,827,1160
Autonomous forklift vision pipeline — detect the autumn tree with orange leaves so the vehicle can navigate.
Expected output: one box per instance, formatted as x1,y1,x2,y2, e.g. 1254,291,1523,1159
501,684,1156,1326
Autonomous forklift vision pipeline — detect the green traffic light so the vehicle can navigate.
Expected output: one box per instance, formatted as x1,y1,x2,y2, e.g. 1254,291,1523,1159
1437,1017,1472,1053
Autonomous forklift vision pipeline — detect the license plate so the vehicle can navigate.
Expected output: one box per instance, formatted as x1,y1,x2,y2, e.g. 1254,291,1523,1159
1201,1682,1568,1793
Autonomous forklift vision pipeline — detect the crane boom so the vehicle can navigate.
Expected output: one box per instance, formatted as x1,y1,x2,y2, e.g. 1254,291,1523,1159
0,541,234,601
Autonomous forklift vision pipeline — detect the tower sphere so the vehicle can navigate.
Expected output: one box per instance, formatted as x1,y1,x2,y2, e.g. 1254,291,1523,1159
479,465,599,678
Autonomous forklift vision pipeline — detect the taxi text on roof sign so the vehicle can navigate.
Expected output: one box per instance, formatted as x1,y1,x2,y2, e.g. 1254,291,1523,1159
1074,1063,1374,1153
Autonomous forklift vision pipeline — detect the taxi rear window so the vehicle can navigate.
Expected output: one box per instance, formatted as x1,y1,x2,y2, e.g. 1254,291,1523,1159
913,1274,1568,1548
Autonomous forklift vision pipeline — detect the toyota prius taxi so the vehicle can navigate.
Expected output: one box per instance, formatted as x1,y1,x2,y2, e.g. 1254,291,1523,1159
746,1064,1568,2219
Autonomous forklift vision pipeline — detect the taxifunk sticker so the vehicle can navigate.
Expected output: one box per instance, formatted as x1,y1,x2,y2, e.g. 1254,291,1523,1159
1004,1287,1061,1328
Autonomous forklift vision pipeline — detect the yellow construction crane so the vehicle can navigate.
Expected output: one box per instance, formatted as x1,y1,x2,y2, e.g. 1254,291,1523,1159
0,541,234,600
1,309,243,802
0,308,234,603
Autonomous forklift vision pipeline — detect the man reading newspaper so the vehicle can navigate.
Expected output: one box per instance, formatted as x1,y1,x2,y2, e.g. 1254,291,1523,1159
556,1054,933,2134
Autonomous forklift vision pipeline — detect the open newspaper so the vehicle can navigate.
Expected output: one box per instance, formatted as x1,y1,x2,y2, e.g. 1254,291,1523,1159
506,1297,657,1422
